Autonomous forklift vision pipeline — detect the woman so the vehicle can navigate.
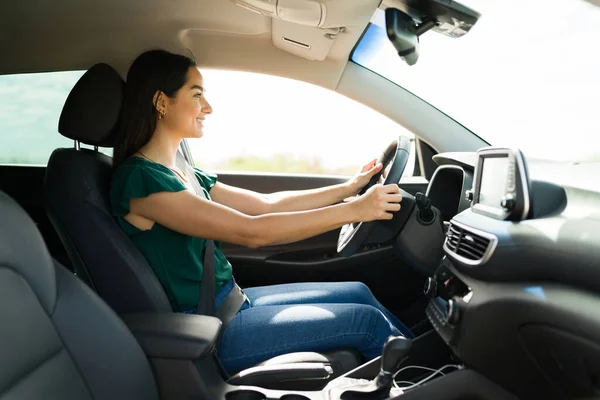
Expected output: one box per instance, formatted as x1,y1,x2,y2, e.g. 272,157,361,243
110,49,413,374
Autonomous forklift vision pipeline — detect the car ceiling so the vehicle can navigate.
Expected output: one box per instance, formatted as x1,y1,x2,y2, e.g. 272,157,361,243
1,0,380,89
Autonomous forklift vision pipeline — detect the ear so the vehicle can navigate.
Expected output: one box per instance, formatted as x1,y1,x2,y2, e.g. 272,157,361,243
153,90,166,113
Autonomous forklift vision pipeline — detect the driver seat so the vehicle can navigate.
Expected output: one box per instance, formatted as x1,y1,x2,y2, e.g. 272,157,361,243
42,63,362,387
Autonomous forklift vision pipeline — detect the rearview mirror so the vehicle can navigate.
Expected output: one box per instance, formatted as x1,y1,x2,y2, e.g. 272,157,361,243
385,8,420,66
385,0,480,66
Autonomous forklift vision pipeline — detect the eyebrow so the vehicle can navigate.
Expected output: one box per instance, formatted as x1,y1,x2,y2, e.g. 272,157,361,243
190,85,204,91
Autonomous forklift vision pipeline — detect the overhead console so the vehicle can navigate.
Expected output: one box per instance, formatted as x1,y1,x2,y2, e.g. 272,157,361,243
234,0,372,28
233,0,380,61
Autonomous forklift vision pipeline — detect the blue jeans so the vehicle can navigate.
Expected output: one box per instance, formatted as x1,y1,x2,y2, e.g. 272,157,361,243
216,281,413,374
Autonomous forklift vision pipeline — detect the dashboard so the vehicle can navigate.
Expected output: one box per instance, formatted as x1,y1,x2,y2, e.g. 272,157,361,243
425,165,472,222
418,149,600,400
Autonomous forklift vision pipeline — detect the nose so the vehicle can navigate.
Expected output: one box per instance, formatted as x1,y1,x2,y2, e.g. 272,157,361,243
202,98,213,115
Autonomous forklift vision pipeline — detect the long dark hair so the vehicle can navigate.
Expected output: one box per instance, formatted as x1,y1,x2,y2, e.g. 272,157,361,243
113,49,196,168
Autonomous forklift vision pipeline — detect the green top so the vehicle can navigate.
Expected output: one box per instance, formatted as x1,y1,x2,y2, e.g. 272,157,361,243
110,156,233,312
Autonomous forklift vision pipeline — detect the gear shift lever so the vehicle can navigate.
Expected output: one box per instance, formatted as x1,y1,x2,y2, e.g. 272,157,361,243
375,335,412,389
336,335,412,399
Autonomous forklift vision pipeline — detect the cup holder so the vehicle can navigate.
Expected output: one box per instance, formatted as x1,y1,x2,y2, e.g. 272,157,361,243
280,396,310,400
226,390,267,400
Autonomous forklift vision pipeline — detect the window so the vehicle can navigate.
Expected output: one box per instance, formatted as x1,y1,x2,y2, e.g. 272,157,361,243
0,70,112,166
190,70,418,177
352,1,600,162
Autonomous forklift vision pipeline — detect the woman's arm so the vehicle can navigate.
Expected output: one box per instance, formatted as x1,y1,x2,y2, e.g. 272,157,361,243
209,159,383,215
128,183,401,248
209,181,356,216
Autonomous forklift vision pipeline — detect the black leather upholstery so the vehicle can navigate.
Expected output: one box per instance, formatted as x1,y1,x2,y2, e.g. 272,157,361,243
0,190,56,311
58,63,123,147
121,313,222,359
0,192,158,400
44,65,172,314
44,147,171,314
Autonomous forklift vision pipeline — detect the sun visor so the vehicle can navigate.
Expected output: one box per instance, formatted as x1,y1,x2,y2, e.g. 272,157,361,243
234,0,379,61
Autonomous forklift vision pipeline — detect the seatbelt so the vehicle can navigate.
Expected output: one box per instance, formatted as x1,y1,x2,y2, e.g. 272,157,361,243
175,151,216,316
175,151,247,328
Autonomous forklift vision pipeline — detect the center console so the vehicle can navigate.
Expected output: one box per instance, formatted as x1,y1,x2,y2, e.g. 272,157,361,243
424,257,472,349
121,303,518,400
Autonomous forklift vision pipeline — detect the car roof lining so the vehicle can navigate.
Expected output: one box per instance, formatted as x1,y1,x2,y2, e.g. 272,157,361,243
0,0,377,90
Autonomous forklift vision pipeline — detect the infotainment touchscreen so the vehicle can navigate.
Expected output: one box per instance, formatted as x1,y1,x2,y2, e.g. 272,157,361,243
478,156,509,210
471,148,530,221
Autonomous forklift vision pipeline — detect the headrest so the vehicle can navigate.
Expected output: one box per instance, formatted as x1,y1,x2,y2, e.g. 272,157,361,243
58,63,124,147
0,192,56,312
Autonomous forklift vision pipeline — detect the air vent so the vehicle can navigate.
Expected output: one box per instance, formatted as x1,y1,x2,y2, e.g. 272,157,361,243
444,222,497,265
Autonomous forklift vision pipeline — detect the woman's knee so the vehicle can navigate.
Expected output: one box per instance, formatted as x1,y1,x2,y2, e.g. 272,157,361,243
349,304,400,358
344,281,375,303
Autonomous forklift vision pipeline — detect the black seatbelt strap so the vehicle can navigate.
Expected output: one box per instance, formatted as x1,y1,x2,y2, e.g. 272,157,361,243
198,240,216,316
175,151,215,316
175,151,248,335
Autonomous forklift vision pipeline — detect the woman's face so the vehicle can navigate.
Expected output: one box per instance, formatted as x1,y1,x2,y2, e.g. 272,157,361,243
161,67,212,139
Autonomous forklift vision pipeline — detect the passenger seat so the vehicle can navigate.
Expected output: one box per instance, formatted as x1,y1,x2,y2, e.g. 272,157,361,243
0,191,159,399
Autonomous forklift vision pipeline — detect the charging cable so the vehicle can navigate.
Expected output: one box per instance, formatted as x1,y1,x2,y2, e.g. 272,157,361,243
392,364,463,391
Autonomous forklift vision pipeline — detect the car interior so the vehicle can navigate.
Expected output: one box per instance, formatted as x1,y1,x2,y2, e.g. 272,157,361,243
1,0,600,399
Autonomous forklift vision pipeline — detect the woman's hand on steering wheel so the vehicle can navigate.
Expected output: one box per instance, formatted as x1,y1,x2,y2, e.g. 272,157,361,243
346,158,384,197
350,183,403,222
338,136,411,257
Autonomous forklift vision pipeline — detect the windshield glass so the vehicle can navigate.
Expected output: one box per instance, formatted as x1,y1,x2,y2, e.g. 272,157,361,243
352,0,600,162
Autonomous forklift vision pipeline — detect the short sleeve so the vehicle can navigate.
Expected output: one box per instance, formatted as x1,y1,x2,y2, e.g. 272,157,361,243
110,162,187,218
193,168,218,192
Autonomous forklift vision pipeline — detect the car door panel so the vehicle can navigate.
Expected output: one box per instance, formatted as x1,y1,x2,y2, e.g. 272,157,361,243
217,172,428,313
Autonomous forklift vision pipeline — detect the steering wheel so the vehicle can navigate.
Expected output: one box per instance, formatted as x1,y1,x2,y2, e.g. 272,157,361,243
337,136,412,257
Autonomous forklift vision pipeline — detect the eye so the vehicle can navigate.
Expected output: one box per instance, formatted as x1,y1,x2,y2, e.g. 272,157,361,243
194,92,203,98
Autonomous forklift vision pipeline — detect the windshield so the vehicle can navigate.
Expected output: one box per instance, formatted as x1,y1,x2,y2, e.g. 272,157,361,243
352,0,600,162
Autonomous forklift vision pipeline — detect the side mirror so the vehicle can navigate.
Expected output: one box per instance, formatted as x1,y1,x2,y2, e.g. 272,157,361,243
385,8,420,66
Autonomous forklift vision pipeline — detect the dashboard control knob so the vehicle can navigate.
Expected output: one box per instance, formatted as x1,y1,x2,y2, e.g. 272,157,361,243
446,299,461,325
424,277,436,297
465,189,474,202
501,194,516,210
